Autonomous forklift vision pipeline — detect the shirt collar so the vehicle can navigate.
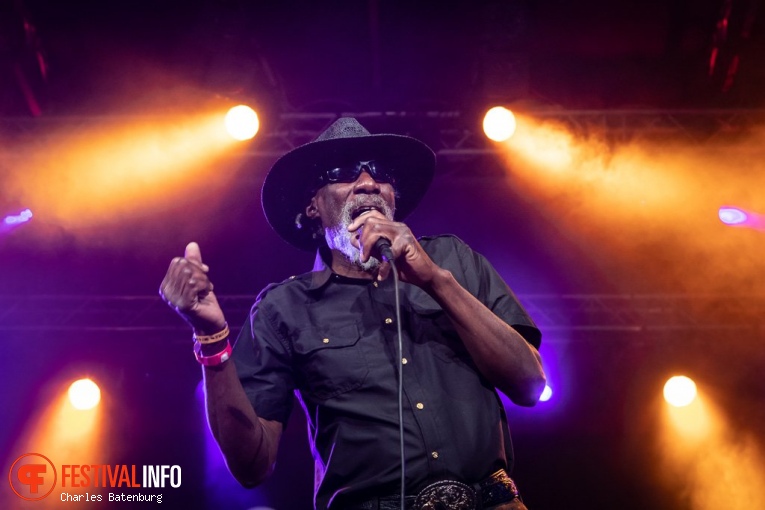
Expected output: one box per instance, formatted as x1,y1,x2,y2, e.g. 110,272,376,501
308,246,334,291
308,244,381,290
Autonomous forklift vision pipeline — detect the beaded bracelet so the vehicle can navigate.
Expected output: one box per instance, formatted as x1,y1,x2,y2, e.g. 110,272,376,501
193,323,230,345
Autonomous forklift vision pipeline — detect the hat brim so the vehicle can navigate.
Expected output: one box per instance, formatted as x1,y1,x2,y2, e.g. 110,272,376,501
262,133,436,251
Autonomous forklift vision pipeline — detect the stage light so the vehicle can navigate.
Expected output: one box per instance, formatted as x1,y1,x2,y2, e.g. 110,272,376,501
718,206,747,225
659,387,765,506
3,208,33,225
663,375,697,407
224,105,260,141
68,378,101,410
483,106,517,142
718,205,765,231
539,385,553,402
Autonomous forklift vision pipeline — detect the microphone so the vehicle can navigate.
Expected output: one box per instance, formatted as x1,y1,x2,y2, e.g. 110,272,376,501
373,237,394,262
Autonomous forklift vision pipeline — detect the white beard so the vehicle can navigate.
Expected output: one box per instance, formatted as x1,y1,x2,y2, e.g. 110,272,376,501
324,196,394,272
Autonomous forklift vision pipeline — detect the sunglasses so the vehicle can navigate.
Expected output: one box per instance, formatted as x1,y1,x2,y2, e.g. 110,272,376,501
313,160,397,190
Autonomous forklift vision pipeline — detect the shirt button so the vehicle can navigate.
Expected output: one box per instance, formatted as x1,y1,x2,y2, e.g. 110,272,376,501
431,451,439,459
401,358,408,365
384,318,393,324
416,402,424,410
322,338,330,344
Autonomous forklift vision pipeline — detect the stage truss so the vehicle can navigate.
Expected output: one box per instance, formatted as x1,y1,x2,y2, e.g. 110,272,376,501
2,109,765,161
1,294,762,337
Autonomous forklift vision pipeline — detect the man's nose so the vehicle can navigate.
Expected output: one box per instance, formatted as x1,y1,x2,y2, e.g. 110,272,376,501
353,170,382,193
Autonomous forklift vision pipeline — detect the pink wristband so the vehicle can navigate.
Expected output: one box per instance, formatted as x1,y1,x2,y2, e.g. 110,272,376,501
194,340,232,366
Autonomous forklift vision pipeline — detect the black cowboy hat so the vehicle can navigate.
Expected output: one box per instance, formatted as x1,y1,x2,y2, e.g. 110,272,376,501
261,117,436,251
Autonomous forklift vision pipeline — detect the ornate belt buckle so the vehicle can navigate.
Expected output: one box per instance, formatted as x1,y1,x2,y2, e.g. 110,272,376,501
413,480,477,510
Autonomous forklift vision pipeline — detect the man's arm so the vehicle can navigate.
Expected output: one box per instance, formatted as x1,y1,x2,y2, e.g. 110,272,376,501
200,354,283,487
350,218,546,406
421,266,545,406
159,242,281,486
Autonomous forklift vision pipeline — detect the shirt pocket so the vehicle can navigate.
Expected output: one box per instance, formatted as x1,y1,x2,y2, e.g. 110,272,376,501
409,299,471,364
292,323,369,401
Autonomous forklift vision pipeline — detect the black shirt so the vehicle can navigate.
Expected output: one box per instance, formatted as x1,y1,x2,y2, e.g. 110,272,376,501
233,235,541,509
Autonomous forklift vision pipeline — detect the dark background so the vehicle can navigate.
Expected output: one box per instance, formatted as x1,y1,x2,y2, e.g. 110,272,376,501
1,1,764,509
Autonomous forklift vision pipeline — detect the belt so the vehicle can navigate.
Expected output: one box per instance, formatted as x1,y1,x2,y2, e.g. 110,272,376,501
342,469,520,510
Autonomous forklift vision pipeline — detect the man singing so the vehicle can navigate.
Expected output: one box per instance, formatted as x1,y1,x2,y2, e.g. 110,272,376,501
160,117,546,509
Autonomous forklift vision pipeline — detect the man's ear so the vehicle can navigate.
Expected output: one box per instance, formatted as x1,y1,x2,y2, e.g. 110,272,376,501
305,197,319,219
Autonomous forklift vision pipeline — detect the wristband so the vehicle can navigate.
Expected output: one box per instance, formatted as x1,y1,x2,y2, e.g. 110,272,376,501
193,323,230,345
194,340,232,366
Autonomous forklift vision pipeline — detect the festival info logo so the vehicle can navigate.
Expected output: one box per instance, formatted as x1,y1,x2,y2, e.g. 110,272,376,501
9,453,58,501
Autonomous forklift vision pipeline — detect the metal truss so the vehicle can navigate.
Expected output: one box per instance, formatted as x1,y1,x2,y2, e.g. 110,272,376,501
1,294,762,334
217,109,765,156
2,109,765,162
518,294,765,333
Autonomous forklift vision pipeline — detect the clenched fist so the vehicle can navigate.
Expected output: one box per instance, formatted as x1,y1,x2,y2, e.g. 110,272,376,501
159,242,226,335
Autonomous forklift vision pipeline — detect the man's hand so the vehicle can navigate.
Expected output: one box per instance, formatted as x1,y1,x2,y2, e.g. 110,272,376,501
159,242,227,335
348,212,446,289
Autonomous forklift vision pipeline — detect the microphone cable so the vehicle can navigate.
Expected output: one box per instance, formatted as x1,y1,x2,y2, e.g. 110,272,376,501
387,255,405,510
375,239,406,510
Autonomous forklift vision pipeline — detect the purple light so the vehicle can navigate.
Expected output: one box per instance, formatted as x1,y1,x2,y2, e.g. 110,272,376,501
718,206,765,231
3,208,33,226
719,207,747,225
